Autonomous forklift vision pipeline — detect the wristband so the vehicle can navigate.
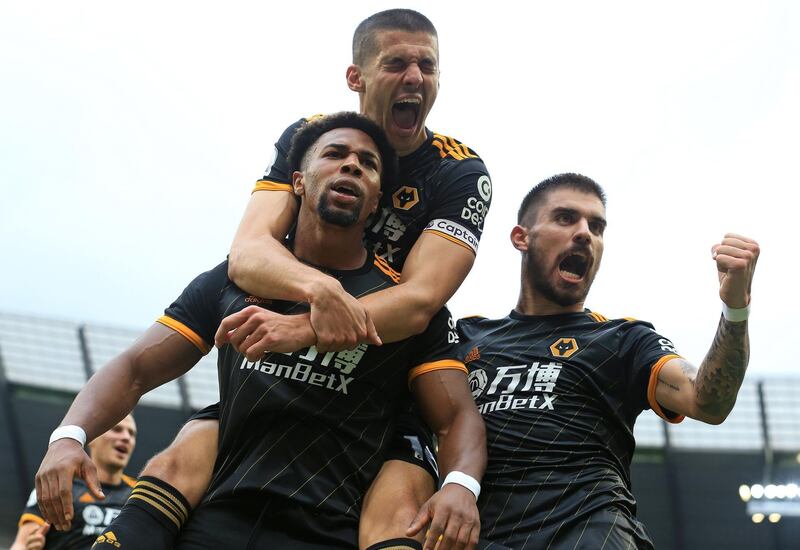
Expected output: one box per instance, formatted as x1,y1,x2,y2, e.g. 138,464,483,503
722,302,750,322
49,425,87,447
441,471,481,500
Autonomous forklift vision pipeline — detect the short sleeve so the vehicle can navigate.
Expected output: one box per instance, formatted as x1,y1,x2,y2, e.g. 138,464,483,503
407,307,467,384
157,261,230,354
618,321,684,422
252,116,315,194
19,489,46,527
423,156,492,255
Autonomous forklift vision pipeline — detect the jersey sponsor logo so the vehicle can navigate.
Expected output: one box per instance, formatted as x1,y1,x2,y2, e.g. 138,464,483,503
392,186,420,210
424,219,479,253
474,362,564,415
468,368,488,398
238,344,369,395
447,315,459,344
477,175,492,201
370,207,408,264
549,337,579,358
460,196,488,232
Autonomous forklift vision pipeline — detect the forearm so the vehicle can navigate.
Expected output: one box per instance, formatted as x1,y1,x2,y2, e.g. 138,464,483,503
694,315,750,421
435,409,487,482
360,283,442,343
229,235,339,303
62,326,199,439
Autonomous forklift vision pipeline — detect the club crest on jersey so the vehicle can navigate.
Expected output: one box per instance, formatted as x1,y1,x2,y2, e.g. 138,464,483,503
392,186,419,210
468,369,488,399
549,337,579,358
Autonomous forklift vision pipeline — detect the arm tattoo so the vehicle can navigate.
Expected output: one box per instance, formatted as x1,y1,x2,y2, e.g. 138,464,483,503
695,314,750,419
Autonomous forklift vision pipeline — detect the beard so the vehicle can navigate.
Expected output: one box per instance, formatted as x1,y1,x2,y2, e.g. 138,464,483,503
317,192,363,227
525,239,595,307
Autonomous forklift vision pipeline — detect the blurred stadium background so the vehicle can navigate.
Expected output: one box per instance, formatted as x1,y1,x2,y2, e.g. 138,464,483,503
0,311,797,549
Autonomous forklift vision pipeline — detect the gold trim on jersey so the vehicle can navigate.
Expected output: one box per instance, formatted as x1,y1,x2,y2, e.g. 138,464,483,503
422,229,476,254
408,359,467,383
156,316,211,354
373,256,401,283
647,354,685,424
252,180,293,193
587,311,609,322
431,133,478,161
128,493,183,529
18,513,45,527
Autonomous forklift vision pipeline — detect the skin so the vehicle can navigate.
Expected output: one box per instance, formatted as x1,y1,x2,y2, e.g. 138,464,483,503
512,187,758,425
14,417,136,547
34,128,486,550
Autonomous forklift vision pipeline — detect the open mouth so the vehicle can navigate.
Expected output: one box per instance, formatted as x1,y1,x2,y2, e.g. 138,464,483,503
331,181,360,198
392,98,420,131
558,253,590,282
114,445,129,456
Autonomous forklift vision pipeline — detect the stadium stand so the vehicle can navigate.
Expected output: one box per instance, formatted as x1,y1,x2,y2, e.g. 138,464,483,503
0,311,797,549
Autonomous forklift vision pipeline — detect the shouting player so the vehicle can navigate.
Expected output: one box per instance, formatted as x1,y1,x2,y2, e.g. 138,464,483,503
460,173,758,548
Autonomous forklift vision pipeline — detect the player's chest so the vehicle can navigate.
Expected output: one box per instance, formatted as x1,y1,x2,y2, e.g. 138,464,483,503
465,340,621,416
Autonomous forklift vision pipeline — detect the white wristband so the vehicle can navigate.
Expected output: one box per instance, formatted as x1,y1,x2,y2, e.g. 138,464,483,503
441,471,481,500
49,425,87,447
722,302,750,322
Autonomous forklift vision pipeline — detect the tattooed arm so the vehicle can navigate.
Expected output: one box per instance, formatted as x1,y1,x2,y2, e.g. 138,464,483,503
655,233,759,425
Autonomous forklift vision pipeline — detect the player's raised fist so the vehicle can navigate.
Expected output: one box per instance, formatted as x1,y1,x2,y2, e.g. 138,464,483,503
711,233,759,309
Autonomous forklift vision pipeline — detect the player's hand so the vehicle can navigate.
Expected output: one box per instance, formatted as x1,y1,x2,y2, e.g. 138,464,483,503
712,233,760,309
407,484,480,550
308,278,381,352
25,522,49,550
215,306,317,358
35,439,104,532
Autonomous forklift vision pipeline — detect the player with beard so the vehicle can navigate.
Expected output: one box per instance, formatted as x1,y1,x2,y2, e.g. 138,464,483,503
455,173,759,549
35,113,485,550
13,416,137,550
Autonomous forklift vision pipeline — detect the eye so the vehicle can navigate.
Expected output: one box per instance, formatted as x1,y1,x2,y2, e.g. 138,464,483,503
556,212,573,224
590,222,605,235
362,157,378,170
323,150,342,158
419,60,437,74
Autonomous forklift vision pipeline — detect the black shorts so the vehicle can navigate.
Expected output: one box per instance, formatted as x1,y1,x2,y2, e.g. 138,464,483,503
188,402,440,482
176,494,356,549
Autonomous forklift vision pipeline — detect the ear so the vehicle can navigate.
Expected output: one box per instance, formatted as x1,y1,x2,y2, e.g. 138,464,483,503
510,225,529,252
346,64,364,92
292,171,305,196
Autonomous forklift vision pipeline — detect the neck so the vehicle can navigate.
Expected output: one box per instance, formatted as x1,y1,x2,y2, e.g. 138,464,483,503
94,464,123,485
293,210,368,270
515,265,585,316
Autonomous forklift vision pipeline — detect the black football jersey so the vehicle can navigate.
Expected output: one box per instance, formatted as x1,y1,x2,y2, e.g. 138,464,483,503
159,256,464,547
20,476,135,550
254,116,492,270
459,310,682,549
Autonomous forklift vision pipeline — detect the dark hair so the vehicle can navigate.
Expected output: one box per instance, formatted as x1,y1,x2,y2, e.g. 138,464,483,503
352,9,438,65
287,112,398,193
517,173,607,224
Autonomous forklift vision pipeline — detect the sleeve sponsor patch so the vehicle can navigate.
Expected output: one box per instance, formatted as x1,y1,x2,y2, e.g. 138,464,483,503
423,218,479,254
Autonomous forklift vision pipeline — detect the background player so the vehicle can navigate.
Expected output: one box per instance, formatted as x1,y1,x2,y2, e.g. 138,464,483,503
458,173,758,548
12,416,137,550
35,114,485,549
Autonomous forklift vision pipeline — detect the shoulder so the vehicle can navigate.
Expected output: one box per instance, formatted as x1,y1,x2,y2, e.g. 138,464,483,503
429,132,485,163
121,474,137,488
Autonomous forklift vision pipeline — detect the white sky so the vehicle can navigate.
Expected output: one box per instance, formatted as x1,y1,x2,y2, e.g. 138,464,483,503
1,1,797,374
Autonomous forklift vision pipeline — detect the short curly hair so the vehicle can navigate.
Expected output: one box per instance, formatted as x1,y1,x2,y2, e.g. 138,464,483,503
287,112,398,194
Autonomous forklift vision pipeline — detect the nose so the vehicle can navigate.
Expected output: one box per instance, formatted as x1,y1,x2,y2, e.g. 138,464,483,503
403,63,423,88
340,152,363,176
573,218,591,244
